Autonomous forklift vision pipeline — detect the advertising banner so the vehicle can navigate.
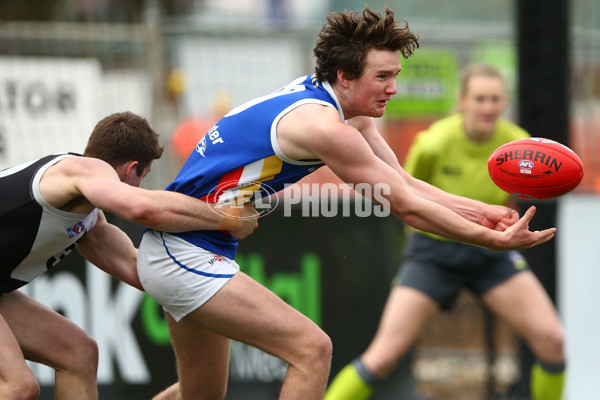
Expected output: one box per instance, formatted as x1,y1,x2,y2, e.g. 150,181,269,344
0,57,101,169
385,49,458,119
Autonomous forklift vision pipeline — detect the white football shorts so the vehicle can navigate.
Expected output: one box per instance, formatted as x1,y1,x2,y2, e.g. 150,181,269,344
137,229,239,322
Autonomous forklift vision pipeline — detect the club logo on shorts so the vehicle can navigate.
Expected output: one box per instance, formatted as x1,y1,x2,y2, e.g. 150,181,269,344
208,256,223,265
509,251,528,270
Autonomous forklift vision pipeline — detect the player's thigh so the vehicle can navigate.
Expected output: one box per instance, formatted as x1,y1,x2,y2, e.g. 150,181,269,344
0,290,96,371
376,286,439,344
166,312,230,397
185,271,328,363
481,270,563,343
0,307,36,383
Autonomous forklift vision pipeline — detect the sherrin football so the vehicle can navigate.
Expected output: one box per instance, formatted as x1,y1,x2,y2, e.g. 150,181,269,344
488,137,584,200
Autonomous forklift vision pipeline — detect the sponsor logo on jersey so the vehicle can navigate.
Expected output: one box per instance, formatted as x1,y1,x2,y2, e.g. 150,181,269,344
66,222,86,238
441,165,461,176
196,136,207,157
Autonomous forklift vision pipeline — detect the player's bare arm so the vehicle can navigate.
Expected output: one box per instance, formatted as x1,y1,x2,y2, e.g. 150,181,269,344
277,106,554,250
348,116,520,232
348,116,401,171
397,166,521,230
324,131,554,250
38,156,258,236
77,210,143,290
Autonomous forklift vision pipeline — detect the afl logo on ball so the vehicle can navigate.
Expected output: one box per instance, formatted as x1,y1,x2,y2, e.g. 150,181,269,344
518,160,534,174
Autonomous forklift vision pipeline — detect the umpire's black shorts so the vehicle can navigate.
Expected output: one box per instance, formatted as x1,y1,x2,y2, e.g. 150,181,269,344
395,233,529,310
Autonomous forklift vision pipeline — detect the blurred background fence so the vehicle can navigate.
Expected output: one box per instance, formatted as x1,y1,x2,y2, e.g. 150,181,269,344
1,1,599,399
2,0,599,188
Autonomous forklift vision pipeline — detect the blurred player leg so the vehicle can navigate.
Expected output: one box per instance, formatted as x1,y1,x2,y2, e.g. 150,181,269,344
325,286,438,400
482,270,565,400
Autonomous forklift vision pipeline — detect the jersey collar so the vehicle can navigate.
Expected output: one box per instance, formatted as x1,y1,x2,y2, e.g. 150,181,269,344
322,80,347,123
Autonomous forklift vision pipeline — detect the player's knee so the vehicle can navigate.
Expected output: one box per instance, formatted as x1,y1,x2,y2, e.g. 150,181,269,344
315,329,333,362
370,352,402,379
19,377,40,400
75,336,99,375
547,329,565,359
0,373,40,400
61,334,99,377
297,328,333,371
533,327,565,362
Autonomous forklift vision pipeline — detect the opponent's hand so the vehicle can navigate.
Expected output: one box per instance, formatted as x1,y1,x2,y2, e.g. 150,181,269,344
221,203,259,239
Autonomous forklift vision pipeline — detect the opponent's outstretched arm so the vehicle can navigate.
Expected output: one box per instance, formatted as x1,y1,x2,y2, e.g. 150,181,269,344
49,157,258,236
77,211,143,290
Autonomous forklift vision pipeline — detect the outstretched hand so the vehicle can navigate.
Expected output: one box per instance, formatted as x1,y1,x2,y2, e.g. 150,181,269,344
479,205,520,231
494,206,556,250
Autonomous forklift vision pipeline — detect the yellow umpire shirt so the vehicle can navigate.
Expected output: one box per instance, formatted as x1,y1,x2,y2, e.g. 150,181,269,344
403,113,530,241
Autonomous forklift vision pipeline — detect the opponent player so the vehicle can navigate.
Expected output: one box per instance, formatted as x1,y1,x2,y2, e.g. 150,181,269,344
137,8,556,400
0,111,258,400
325,64,566,400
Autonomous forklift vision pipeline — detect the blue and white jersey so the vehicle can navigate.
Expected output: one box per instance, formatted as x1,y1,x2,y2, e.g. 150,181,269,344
166,74,345,258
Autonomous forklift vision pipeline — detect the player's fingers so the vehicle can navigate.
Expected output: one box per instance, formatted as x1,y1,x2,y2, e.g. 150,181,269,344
529,228,556,247
519,206,537,226
504,208,520,224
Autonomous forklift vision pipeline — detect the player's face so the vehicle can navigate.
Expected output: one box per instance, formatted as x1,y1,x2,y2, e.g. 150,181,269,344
345,49,400,118
459,75,508,141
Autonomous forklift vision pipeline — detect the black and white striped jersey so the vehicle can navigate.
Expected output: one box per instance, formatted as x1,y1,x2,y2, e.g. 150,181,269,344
0,153,98,293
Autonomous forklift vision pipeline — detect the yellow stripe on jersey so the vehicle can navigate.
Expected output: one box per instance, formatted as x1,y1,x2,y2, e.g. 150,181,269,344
233,155,284,205
260,154,284,181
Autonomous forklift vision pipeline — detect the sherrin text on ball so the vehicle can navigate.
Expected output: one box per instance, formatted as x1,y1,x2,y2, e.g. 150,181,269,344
487,137,583,200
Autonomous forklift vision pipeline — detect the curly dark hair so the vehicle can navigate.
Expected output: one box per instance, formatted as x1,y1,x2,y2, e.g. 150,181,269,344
84,111,164,177
314,6,419,83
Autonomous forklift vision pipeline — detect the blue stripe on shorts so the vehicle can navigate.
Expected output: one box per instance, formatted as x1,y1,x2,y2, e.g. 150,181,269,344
160,231,235,278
